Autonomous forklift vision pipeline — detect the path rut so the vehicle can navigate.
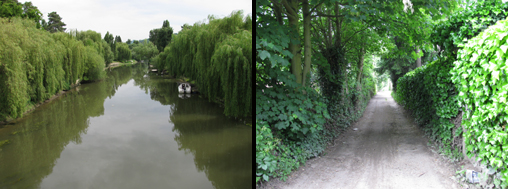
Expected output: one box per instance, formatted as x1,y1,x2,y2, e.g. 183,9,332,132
259,91,458,189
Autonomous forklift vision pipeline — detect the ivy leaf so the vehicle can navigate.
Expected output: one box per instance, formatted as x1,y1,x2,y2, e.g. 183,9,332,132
500,45,508,54
498,33,507,41
492,71,500,81
470,53,479,63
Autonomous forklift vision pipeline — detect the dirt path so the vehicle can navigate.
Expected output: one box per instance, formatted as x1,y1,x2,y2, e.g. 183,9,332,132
259,91,459,189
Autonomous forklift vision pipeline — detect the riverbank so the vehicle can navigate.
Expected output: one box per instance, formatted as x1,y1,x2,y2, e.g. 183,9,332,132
0,60,139,125
0,90,69,125
105,60,138,70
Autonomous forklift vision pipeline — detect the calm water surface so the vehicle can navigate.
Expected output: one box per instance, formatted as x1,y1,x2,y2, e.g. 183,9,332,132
0,64,252,189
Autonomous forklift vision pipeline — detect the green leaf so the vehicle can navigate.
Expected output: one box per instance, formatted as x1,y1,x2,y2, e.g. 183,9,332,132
263,174,269,181
498,33,508,41
500,45,508,53
492,71,500,81
259,50,270,60
470,53,479,63
278,114,287,121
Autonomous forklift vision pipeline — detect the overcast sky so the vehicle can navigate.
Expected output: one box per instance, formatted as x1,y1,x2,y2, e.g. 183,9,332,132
27,0,252,40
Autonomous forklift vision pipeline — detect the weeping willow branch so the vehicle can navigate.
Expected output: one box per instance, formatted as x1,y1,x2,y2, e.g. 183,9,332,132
154,10,252,117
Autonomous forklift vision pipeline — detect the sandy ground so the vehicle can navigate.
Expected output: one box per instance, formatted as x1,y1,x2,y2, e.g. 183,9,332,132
258,91,459,189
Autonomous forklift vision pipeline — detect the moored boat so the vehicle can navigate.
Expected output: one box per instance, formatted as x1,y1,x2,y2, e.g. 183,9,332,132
178,83,191,93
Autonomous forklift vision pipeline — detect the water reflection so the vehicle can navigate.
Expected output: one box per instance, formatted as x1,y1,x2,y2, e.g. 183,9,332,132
0,63,252,189
0,65,133,188
170,99,253,189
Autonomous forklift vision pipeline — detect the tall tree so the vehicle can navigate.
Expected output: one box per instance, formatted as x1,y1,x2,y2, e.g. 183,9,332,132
1,0,42,27
114,35,122,43
149,20,174,52
126,39,131,44
0,0,22,18
46,11,66,33
104,31,114,44
21,1,42,27
104,31,115,59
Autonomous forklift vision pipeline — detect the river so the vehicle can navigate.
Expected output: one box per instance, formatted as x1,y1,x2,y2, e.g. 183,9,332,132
0,63,252,189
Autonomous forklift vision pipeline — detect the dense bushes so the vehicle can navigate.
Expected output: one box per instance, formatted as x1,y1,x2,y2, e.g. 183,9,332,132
0,17,105,121
255,65,333,183
154,10,252,118
394,58,462,160
451,18,508,188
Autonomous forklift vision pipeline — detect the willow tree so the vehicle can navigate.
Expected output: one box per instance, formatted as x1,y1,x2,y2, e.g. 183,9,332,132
156,10,251,117
0,17,106,121
74,30,114,65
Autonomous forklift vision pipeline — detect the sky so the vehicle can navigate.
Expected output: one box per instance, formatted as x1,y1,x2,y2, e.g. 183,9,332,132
27,0,252,40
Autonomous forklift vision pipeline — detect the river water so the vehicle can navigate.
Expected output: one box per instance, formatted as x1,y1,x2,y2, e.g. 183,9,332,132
0,63,252,189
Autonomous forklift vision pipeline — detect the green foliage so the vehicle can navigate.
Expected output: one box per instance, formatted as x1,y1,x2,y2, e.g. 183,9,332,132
115,42,131,62
149,20,174,52
431,0,508,60
74,30,114,65
395,58,461,160
256,120,278,182
0,0,23,18
155,10,251,118
211,30,251,116
0,17,105,121
131,41,158,61
46,11,66,33
451,18,508,188
0,0,43,28
114,35,122,43
104,31,115,59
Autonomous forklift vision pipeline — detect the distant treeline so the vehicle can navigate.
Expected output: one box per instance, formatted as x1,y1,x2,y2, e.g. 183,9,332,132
152,10,252,118
0,18,108,120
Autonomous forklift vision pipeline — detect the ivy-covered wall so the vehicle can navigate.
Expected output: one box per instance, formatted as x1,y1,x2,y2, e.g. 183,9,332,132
451,18,508,188
396,17,508,188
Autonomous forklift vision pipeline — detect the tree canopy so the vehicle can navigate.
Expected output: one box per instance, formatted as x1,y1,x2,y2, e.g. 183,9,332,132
149,20,174,52
131,41,158,61
46,11,66,33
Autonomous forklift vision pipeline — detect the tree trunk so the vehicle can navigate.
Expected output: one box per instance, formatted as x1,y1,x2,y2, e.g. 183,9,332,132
302,0,311,88
273,1,284,25
416,46,421,67
284,0,303,85
356,47,364,91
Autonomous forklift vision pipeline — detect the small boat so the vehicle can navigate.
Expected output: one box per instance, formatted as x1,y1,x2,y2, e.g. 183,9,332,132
178,83,191,93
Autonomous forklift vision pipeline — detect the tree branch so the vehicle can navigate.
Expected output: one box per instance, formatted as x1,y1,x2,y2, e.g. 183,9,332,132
281,0,298,20
315,11,345,18
343,27,369,45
